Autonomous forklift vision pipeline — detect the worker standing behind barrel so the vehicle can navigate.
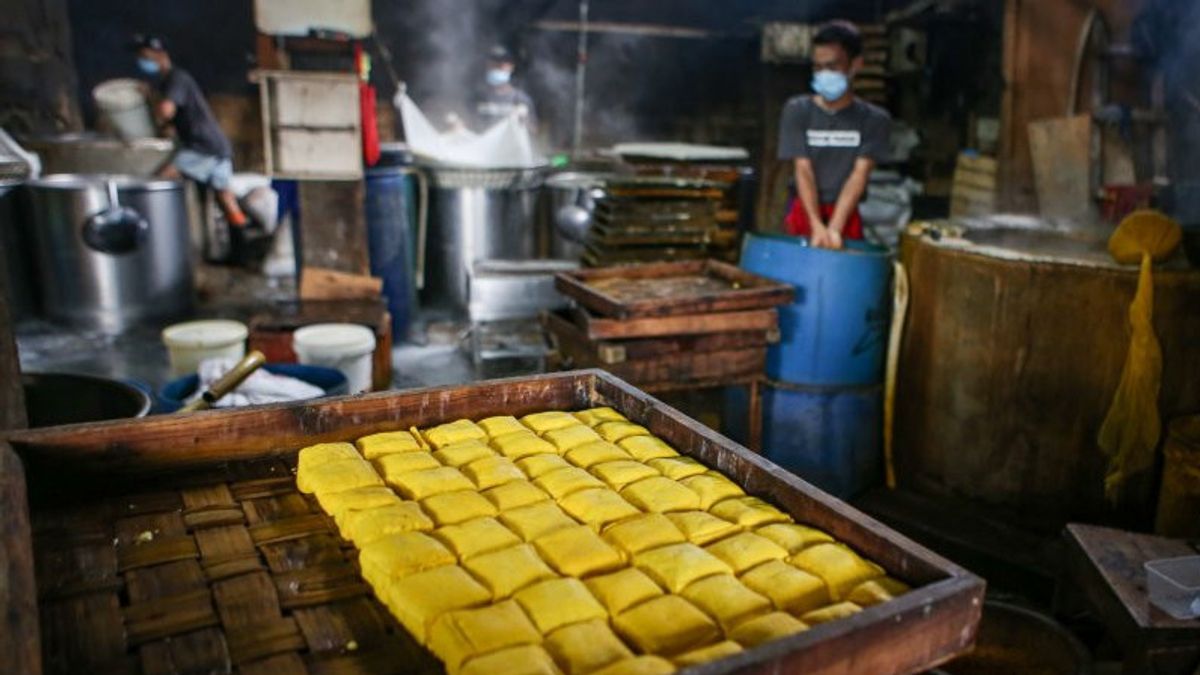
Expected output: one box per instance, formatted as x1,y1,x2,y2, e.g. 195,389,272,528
778,21,891,250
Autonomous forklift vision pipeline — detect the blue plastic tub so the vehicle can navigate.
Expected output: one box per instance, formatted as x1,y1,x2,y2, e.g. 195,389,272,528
740,232,892,387
366,167,419,339
158,363,349,413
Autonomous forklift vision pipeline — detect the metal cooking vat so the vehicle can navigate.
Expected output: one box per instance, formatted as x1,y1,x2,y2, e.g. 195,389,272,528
541,171,611,261
25,174,194,333
420,164,544,311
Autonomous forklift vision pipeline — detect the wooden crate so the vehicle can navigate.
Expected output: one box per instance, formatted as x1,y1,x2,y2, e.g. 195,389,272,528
1,371,984,675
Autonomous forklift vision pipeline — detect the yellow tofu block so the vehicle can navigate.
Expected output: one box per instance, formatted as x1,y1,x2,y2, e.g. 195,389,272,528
545,619,634,675
620,477,701,513
672,641,743,668
558,488,641,530
847,577,910,607
565,441,632,469
517,453,572,478
493,431,558,460
297,442,363,474
595,421,651,443
739,560,829,614
705,532,789,574
728,612,808,648
535,467,606,500
754,523,835,555
433,517,522,560
297,457,382,495
709,496,792,528
355,431,422,459
421,490,498,526
389,466,474,500
500,501,580,541
602,513,687,556
463,456,525,490
544,424,603,452
634,543,733,593
483,480,550,511
341,502,434,546
478,415,528,439
646,457,707,481
790,543,884,600
374,452,441,484
584,567,664,615
679,472,744,510
460,645,562,675
666,511,742,546
514,577,608,633
432,440,495,468
315,485,401,522
613,595,720,656
358,531,455,582
428,600,542,671
573,406,628,427
618,436,679,462
423,419,487,449
590,656,675,675
680,574,772,632
521,410,580,433
464,543,557,599
379,565,491,642
799,601,862,625
589,460,660,490
534,525,625,577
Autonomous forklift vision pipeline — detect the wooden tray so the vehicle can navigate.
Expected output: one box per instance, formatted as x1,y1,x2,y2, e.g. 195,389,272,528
542,311,777,366
556,260,794,319
1,371,983,675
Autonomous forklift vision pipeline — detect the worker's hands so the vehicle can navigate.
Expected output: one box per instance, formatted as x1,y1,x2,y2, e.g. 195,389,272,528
810,223,831,248
827,228,844,250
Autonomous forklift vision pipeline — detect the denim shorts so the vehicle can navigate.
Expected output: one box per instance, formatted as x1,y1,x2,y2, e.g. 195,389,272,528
173,149,233,191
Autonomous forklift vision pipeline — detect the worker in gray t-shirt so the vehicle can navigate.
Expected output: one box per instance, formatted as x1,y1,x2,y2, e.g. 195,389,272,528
475,46,538,132
778,21,891,249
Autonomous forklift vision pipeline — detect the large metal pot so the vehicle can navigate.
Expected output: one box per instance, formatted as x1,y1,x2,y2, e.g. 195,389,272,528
541,171,611,261
24,174,194,333
18,132,175,176
420,164,544,311
22,372,151,428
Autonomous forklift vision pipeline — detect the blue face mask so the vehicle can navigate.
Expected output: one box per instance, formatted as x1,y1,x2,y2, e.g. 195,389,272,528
137,57,161,76
812,69,849,102
486,68,511,87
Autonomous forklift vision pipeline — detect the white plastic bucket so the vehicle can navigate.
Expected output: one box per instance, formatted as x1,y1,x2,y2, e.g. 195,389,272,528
162,320,248,378
292,323,376,394
93,79,156,141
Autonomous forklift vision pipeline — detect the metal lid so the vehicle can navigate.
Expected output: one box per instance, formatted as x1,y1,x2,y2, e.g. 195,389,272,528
27,173,183,192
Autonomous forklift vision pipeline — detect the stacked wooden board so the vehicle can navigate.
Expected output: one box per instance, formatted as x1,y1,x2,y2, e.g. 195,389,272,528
583,179,724,266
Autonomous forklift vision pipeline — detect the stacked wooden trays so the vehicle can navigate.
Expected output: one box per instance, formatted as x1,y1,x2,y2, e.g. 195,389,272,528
1,370,983,674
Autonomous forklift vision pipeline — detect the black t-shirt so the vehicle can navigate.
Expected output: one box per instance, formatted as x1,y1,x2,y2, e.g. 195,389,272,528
778,96,891,203
158,68,232,159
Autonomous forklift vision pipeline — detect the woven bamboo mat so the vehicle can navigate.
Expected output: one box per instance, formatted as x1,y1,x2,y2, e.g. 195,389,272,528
31,459,441,675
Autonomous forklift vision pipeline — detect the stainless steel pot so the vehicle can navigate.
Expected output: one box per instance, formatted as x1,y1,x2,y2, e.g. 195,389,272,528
0,180,35,321
541,171,612,261
24,174,194,333
420,165,544,311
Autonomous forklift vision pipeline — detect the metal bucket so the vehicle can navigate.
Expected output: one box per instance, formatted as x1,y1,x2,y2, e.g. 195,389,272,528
24,174,194,333
932,601,1091,675
419,164,544,311
0,180,35,321
22,372,151,428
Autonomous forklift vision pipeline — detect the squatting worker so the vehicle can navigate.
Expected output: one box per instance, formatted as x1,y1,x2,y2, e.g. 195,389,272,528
132,34,248,228
778,21,891,250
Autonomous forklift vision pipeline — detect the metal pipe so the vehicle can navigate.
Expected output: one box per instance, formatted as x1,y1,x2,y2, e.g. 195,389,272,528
571,0,590,155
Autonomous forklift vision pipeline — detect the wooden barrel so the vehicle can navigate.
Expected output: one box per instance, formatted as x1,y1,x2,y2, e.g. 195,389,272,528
895,226,1200,531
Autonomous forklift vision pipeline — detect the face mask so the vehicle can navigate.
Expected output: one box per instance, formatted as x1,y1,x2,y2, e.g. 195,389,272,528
137,57,161,76
486,68,511,87
812,69,849,102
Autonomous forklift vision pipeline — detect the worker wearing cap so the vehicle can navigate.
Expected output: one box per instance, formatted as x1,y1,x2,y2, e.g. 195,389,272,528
133,34,248,228
475,46,538,131
778,21,891,250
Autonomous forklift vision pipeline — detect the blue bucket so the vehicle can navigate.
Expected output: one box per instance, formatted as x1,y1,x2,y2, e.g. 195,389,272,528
366,167,419,339
741,233,892,386
157,363,349,413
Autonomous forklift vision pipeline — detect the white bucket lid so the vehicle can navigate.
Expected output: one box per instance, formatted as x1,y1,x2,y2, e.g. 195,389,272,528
162,319,249,348
293,323,376,356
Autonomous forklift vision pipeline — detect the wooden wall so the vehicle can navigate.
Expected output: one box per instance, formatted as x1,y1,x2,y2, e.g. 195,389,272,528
0,0,81,133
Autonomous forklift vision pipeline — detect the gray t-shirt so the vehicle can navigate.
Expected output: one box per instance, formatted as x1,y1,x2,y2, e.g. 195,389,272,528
778,96,891,203
159,68,233,159
476,86,537,130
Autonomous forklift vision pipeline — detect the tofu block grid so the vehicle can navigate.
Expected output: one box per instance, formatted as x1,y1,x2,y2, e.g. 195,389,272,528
295,411,909,674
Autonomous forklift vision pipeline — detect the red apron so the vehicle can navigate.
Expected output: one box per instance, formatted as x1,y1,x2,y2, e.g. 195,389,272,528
784,200,864,240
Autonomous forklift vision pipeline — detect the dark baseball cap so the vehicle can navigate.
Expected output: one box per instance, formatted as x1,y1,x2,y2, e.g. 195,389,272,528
131,34,167,52
487,45,514,64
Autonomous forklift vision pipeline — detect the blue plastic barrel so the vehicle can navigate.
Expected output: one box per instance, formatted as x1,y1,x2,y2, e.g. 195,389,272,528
740,233,891,386
366,167,417,339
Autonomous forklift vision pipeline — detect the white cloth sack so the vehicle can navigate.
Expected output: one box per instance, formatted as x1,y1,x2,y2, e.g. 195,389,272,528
190,357,325,408
396,92,541,168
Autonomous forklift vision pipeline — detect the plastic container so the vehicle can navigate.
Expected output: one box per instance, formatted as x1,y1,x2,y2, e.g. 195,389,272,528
365,166,418,339
162,320,248,378
157,363,348,413
740,232,892,386
1145,556,1200,620
92,79,156,141
292,323,376,394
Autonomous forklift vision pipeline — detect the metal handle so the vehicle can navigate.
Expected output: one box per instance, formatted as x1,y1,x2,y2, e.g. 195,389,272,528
178,350,267,413
81,180,148,254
